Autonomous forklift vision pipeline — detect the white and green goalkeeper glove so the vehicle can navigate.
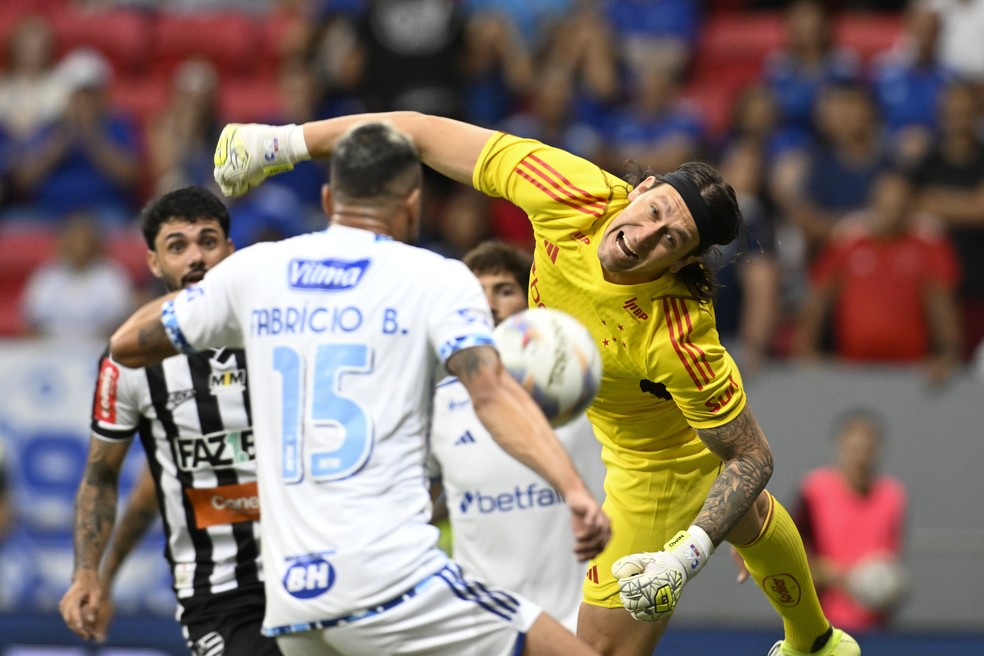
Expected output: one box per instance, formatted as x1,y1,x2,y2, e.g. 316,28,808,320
612,526,714,622
213,123,310,198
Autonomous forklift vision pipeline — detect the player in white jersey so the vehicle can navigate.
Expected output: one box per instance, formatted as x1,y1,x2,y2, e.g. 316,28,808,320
429,241,606,631
60,187,282,656
109,122,610,656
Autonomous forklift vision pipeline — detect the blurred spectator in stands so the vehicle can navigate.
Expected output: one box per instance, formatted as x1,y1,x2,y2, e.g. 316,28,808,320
223,60,329,248
306,1,367,118
499,66,603,160
771,81,890,262
713,85,783,375
538,3,620,132
600,67,705,178
462,0,570,54
461,8,534,127
927,0,984,84
762,0,860,146
792,172,963,386
870,1,954,167
13,48,141,227
433,187,493,260
345,0,467,118
20,213,136,339
602,0,701,81
909,81,984,357
147,59,221,195
0,435,11,541
92,0,271,13
0,15,65,143
793,408,908,632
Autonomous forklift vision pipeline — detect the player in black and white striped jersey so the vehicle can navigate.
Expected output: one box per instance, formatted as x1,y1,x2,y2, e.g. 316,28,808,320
59,186,282,656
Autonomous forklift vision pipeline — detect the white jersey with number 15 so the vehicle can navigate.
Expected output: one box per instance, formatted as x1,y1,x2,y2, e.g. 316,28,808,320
164,224,496,635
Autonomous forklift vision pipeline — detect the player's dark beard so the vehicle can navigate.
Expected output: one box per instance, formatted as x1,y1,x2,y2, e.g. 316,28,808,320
180,266,207,288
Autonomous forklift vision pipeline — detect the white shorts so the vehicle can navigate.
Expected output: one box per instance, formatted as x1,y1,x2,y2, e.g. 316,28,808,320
274,563,542,656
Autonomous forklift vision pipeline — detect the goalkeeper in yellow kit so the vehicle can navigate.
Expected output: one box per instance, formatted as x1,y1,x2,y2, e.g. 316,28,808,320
211,113,861,656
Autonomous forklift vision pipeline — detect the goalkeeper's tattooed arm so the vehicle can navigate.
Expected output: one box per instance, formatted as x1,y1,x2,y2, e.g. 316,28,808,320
694,405,774,545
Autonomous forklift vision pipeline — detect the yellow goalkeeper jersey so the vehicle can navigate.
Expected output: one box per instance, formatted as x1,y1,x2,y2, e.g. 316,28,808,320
473,133,746,464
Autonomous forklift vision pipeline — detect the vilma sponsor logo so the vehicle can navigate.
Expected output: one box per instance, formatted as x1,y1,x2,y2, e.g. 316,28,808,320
288,258,370,291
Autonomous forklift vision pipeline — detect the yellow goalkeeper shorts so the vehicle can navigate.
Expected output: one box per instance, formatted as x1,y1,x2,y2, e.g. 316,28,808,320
582,433,722,608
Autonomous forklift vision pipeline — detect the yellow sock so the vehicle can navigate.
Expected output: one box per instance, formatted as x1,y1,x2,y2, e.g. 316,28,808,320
734,492,830,653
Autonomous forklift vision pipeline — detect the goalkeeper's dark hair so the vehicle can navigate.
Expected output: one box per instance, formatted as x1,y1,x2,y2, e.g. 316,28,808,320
623,160,744,302
331,122,423,205
463,240,533,289
140,186,231,250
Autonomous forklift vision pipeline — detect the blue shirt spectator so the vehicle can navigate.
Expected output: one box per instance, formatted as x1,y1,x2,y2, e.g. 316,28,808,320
762,0,860,142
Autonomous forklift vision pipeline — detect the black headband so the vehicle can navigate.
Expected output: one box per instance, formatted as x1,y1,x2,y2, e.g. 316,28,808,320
659,171,712,253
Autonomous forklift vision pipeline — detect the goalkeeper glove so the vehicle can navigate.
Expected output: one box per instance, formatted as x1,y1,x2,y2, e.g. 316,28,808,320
612,525,714,622
213,123,310,198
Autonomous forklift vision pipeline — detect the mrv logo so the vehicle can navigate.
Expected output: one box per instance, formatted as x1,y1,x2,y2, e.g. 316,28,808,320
283,552,336,599
459,483,563,514
288,258,370,291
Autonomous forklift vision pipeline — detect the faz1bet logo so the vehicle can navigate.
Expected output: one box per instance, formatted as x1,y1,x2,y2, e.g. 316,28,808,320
173,429,256,472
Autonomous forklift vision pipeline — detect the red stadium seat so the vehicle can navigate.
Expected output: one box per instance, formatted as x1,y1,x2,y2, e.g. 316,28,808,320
681,82,740,142
110,76,171,130
835,13,903,63
106,227,153,286
0,225,58,336
149,12,259,80
218,76,283,124
51,9,154,77
691,12,784,82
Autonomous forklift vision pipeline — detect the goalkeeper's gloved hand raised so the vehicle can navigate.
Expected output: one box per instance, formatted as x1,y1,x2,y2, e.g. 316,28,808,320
612,526,714,623
213,123,310,198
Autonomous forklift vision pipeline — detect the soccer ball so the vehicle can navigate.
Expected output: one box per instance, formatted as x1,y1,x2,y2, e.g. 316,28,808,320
846,556,909,612
493,307,602,427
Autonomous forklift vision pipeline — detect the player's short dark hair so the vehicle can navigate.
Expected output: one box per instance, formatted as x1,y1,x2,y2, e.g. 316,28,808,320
140,186,231,250
330,122,423,205
463,241,533,289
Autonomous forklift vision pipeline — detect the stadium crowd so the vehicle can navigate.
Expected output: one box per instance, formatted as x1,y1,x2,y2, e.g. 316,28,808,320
0,0,982,377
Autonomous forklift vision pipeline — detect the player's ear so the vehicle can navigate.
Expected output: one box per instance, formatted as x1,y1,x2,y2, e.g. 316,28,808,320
404,187,422,240
321,183,334,216
628,176,657,201
668,254,699,273
146,249,163,280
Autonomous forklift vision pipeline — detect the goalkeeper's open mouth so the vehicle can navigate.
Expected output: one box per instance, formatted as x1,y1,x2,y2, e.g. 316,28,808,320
616,231,639,259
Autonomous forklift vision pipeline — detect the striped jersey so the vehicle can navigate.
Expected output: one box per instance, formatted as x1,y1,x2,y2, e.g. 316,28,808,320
90,346,263,610
472,133,746,458
161,225,497,635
